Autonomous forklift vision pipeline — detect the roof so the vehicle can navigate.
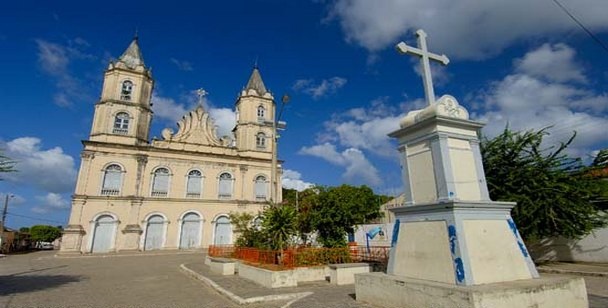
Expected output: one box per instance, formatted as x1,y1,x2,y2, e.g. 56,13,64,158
119,37,145,68
244,67,268,95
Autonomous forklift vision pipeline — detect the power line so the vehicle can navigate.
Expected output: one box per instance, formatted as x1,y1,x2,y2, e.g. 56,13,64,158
551,0,608,54
6,212,65,225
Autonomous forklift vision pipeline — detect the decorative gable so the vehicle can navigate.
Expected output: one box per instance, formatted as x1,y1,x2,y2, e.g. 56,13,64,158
161,106,224,146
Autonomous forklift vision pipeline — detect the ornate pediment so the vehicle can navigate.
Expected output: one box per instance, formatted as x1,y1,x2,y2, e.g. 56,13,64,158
161,106,223,146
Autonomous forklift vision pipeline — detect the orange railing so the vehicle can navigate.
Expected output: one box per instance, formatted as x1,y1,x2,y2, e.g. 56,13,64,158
208,244,390,269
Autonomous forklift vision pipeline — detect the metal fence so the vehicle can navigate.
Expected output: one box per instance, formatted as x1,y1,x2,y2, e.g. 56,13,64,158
208,244,390,269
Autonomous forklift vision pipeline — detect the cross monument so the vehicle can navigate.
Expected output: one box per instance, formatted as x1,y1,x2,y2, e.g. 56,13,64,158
354,28,587,308
396,29,449,106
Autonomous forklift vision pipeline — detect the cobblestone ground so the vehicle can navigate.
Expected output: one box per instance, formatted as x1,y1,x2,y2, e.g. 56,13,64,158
0,251,242,308
1,251,607,308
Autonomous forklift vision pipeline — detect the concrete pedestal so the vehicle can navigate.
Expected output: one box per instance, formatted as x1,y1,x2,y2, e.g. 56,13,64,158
355,272,588,308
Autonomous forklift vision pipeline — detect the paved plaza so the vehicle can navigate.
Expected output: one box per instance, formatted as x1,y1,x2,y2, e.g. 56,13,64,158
0,250,607,308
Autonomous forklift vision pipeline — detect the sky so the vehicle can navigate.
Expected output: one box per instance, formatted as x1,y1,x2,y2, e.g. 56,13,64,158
1,0,608,228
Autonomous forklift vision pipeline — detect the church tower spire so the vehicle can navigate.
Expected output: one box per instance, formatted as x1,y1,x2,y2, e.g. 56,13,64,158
233,66,274,153
244,66,268,96
88,36,154,146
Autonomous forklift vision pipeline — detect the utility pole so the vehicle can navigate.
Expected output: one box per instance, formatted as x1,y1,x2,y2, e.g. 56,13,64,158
268,94,289,204
0,194,13,252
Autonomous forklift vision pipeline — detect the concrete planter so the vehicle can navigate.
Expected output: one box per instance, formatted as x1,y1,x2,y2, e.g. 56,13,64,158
238,263,298,288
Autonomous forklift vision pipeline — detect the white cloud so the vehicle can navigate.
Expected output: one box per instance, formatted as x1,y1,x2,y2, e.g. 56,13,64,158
2,137,77,193
514,43,586,83
152,93,236,140
35,38,94,107
321,98,403,157
32,193,70,214
282,169,314,191
151,94,189,123
299,143,381,186
327,0,608,60
471,44,608,155
208,108,236,138
292,77,347,99
170,58,194,71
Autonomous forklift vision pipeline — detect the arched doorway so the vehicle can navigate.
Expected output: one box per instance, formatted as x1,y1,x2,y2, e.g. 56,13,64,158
91,215,116,253
179,212,201,249
213,216,232,245
144,215,165,250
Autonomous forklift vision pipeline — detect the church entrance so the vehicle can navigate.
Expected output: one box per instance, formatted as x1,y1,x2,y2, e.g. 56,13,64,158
144,215,165,250
179,212,201,249
91,215,116,253
213,216,232,245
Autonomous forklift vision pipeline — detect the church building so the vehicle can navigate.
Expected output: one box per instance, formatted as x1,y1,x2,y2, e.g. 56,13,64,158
60,37,282,254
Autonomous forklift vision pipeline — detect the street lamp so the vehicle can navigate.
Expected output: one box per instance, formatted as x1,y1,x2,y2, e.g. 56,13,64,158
266,94,289,204
0,194,14,251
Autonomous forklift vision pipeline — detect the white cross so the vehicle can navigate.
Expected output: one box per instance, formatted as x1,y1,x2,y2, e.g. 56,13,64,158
196,88,208,106
396,29,449,106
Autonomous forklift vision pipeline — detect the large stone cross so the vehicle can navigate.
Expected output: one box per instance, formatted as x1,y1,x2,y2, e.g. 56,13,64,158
396,29,449,106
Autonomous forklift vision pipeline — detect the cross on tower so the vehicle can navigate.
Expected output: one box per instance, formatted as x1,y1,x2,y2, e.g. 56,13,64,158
196,88,208,106
396,29,449,106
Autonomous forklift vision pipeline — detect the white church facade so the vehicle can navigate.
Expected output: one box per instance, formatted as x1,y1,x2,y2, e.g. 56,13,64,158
60,37,282,254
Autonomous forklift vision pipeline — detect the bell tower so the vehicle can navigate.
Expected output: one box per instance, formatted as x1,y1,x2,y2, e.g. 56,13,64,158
233,66,274,153
89,35,154,145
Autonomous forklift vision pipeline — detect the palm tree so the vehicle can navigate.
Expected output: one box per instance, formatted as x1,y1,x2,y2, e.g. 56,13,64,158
262,204,297,265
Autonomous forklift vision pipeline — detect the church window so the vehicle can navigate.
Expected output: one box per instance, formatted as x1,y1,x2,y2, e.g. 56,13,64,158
101,164,122,196
113,112,130,135
186,170,202,198
121,80,133,101
218,172,233,199
151,167,170,197
256,132,266,149
254,175,267,201
257,105,266,121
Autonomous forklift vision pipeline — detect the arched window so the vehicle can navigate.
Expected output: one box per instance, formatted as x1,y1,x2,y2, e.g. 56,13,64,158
218,173,233,199
186,170,202,198
151,167,170,197
257,105,266,121
256,132,266,149
214,216,232,245
254,175,267,201
120,80,133,101
101,164,122,196
113,112,130,135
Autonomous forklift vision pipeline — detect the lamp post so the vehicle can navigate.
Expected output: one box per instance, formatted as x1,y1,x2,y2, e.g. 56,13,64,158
267,94,289,204
0,194,14,251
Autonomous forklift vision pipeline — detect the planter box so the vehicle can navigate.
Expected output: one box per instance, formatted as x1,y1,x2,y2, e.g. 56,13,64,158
329,263,370,285
238,263,297,288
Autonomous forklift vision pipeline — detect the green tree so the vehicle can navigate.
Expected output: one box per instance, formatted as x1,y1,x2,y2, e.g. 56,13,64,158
29,225,62,242
262,204,297,251
19,227,30,233
229,212,265,248
309,185,382,247
481,128,607,241
0,149,16,179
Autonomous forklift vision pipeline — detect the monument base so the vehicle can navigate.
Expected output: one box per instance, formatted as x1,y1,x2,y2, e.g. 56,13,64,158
355,272,587,308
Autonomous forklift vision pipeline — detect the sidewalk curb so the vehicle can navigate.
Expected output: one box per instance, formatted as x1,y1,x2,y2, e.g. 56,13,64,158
179,263,312,306
538,267,608,278
54,250,203,259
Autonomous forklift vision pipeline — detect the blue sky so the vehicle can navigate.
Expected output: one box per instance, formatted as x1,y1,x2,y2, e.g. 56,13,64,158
1,0,608,228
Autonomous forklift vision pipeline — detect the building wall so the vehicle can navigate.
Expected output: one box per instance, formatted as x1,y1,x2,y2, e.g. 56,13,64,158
530,225,608,263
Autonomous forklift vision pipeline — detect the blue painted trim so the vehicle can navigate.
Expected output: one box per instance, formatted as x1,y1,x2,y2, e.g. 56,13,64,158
507,218,529,257
447,223,466,284
391,219,400,248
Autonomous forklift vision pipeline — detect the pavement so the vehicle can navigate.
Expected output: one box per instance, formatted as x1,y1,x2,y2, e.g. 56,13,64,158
1,250,607,307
